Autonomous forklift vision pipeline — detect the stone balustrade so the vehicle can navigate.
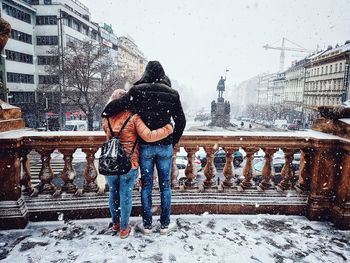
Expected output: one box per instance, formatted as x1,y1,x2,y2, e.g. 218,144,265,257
0,129,349,230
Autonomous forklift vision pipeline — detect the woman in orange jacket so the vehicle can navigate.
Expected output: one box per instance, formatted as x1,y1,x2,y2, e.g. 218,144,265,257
102,89,173,238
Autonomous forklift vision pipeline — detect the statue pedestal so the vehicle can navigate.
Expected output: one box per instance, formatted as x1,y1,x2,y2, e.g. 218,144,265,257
210,98,232,127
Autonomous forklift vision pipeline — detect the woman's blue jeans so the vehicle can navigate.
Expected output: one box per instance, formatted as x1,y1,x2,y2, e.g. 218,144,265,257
105,168,138,229
139,144,173,227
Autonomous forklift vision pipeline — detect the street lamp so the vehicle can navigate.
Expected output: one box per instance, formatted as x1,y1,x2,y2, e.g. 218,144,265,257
0,53,8,103
57,9,65,130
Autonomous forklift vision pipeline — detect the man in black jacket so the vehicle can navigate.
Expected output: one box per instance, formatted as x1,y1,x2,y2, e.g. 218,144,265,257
102,61,186,234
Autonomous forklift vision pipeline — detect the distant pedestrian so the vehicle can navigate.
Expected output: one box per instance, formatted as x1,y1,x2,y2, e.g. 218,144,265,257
249,124,252,129
241,121,244,128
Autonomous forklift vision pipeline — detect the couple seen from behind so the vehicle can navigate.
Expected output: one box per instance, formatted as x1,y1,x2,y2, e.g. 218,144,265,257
101,61,186,239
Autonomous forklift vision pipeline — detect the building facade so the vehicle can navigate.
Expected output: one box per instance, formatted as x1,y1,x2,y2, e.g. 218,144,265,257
0,0,124,128
257,73,277,105
0,0,36,125
284,59,307,122
303,42,350,125
117,35,147,80
269,72,286,105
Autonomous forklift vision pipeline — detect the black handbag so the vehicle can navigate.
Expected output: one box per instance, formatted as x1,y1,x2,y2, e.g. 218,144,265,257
98,114,137,176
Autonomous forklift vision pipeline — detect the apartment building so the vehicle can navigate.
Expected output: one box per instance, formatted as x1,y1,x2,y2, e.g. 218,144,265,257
303,42,350,125
268,72,286,105
0,0,120,128
257,73,277,105
117,35,147,80
284,59,307,122
0,0,36,125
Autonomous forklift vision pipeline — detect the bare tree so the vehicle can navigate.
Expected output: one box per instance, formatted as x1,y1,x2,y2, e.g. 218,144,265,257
43,40,127,130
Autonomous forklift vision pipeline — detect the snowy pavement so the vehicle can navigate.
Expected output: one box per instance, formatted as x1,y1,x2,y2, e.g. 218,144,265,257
1,214,349,263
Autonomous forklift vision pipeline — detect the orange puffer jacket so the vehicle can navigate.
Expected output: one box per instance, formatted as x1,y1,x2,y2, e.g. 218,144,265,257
102,111,173,169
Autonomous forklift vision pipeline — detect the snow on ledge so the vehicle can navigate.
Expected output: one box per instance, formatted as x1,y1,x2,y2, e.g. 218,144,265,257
0,129,348,142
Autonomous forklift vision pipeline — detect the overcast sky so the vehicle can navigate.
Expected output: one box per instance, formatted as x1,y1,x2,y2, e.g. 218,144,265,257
81,0,350,110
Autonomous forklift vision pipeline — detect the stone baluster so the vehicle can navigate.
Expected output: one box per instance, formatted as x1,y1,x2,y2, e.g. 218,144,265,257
332,148,350,229
203,146,216,189
276,149,295,192
184,146,198,188
33,149,56,196
82,148,99,193
237,148,256,191
222,147,236,187
59,149,77,194
20,149,33,194
295,148,313,193
257,148,275,191
171,146,179,188
307,147,337,222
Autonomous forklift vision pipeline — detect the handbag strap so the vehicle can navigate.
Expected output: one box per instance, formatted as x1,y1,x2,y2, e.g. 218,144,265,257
107,113,137,157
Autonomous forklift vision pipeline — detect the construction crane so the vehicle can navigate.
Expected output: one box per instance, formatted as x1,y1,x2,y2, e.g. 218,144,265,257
263,37,311,71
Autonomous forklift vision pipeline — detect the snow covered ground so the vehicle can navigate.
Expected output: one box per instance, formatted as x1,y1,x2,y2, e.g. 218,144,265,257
1,214,349,263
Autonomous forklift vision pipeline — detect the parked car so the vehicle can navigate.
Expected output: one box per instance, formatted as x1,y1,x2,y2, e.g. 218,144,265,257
63,120,88,131
253,155,300,184
175,153,202,171
200,149,244,170
287,123,300,130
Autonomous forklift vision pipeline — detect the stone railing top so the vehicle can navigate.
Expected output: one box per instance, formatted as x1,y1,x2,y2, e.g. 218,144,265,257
0,129,349,143
0,100,19,110
339,118,350,125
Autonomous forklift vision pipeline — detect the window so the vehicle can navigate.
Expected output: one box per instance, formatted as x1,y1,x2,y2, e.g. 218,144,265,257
339,63,343,72
330,65,332,73
66,34,81,46
44,0,52,4
325,66,328,74
321,67,323,75
63,17,72,27
28,0,39,4
10,29,32,44
335,63,338,72
36,16,57,25
5,50,33,64
36,36,58,45
2,3,31,24
317,68,319,75
39,75,59,84
7,73,34,84
83,26,89,35
90,30,97,40
37,56,59,65
72,20,81,31
12,92,35,103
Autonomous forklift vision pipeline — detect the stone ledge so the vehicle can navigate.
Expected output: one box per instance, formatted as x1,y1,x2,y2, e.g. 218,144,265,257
0,197,28,229
0,100,22,120
0,118,25,132
20,190,308,223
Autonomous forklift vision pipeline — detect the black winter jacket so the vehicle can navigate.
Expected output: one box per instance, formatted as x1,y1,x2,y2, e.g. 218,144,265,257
102,61,186,146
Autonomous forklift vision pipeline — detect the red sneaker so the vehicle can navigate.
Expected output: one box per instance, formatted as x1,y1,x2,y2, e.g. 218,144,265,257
111,223,120,232
120,226,131,239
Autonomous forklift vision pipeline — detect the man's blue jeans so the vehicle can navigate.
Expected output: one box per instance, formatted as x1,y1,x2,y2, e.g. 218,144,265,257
139,144,173,227
105,168,138,229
